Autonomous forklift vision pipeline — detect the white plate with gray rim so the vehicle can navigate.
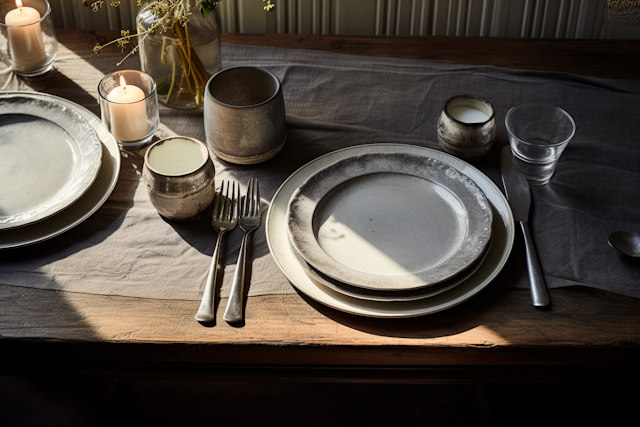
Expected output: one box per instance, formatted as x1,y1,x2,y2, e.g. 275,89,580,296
266,143,515,318
0,92,120,249
287,152,493,291
0,94,103,230
294,236,492,302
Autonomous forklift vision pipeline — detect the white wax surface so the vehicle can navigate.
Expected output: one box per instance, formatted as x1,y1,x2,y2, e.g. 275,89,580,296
107,84,148,142
4,6,47,70
448,105,489,124
148,139,205,175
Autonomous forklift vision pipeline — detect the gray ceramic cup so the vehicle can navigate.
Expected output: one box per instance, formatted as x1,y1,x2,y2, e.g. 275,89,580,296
204,66,286,164
437,95,495,161
142,136,215,222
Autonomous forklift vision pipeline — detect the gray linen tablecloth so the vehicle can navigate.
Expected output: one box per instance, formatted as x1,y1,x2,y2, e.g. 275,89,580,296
1,41,640,300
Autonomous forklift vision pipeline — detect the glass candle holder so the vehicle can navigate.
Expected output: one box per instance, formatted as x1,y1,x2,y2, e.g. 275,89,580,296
98,70,160,149
0,0,58,77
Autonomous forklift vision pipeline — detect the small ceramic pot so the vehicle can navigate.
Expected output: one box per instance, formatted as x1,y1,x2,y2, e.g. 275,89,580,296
204,66,286,164
142,137,215,222
437,95,495,161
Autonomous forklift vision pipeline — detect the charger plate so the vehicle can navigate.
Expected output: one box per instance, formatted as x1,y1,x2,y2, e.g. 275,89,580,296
0,92,120,250
0,94,102,230
266,143,514,318
287,152,493,291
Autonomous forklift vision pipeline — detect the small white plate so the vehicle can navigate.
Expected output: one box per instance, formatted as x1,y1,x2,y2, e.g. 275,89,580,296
0,92,120,250
287,152,493,291
266,144,514,318
0,95,102,230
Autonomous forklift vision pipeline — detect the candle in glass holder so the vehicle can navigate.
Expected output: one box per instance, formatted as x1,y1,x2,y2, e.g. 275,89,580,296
107,76,149,142
4,0,47,70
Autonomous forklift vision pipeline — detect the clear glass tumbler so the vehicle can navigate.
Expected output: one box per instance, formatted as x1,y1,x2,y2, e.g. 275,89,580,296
505,104,576,185
98,70,160,149
0,0,58,77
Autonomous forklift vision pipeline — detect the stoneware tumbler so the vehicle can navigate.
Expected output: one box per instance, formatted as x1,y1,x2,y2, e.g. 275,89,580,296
437,95,495,161
142,136,215,222
204,66,286,164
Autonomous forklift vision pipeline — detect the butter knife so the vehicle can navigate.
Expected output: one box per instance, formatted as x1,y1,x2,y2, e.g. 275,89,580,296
500,146,551,308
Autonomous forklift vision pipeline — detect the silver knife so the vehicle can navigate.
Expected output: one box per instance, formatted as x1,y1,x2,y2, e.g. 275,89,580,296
500,146,551,308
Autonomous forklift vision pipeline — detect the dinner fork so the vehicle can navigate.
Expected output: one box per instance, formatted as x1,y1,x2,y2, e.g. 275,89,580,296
224,179,261,324
195,180,238,323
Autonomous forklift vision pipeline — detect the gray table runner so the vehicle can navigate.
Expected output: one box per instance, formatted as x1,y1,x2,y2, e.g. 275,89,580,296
1,41,640,300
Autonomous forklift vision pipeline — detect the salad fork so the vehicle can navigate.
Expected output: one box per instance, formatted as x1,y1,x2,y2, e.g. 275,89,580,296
224,179,261,324
195,180,238,323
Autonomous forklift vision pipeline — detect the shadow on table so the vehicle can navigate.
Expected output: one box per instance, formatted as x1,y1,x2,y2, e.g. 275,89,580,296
291,282,515,340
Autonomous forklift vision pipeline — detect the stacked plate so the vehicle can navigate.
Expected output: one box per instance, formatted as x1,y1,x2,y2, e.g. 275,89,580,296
0,92,121,249
266,144,515,318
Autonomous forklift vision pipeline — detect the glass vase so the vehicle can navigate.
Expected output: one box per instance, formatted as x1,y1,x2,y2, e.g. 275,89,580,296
137,1,221,109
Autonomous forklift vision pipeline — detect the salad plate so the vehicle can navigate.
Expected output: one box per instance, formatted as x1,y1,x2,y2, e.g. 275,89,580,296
0,94,102,230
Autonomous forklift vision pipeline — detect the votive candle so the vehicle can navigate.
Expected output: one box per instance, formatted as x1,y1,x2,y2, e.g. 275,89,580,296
107,76,149,142
4,0,47,71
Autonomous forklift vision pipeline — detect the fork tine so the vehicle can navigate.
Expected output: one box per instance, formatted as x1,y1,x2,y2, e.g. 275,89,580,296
253,179,260,216
211,183,222,219
230,181,238,221
220,181,231,219
245,179,254,217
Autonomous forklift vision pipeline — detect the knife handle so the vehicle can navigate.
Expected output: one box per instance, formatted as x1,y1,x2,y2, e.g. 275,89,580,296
520,221,551,308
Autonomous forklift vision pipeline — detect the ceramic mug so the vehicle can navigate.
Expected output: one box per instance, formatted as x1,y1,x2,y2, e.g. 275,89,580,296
437,95,495,161
142,136,215,222
204,66,286,164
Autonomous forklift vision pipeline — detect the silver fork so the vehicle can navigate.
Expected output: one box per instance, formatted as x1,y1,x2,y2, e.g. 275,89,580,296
224,179,261,324
195,180,238,323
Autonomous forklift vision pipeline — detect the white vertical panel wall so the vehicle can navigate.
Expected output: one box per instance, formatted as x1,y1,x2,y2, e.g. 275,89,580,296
53,0,639,39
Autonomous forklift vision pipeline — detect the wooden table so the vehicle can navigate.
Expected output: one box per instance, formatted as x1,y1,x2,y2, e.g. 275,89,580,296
2,31,640,383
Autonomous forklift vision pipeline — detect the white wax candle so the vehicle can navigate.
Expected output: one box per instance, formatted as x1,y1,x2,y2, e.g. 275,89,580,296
107,76,149,142
4,0,47,71
148,138,205,175
448,105,490,124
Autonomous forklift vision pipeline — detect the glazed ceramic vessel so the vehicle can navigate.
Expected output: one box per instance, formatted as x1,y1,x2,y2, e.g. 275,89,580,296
142,136,215,222
437,95,495,161
204,66,286,164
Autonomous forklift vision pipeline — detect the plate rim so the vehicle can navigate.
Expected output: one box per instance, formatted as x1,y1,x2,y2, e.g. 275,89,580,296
0,94,103,230
287,151,493,290
296,236,493,302
0,91,121,250
266,143,515,318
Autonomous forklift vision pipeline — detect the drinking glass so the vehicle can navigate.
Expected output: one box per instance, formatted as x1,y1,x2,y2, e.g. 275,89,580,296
505,104,575,185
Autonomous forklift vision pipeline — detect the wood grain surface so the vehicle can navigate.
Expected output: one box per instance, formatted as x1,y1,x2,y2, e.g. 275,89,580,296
2,30,640,382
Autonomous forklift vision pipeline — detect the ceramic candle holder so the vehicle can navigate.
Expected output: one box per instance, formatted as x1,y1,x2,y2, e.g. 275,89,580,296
437,95,496,161
204,66,286,164
0,0,58,77
142,136,215,222
98,70,159,149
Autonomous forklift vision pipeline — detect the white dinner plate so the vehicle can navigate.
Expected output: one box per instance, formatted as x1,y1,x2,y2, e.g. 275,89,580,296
0,94,103,230
294,237,492,302
266,144,515,318
0,92,121,250
287,152,493,290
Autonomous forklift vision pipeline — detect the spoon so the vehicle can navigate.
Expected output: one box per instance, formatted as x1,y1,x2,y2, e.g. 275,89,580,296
608,231,640,257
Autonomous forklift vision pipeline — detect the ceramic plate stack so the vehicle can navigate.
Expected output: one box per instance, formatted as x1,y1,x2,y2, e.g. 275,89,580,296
266,144,515,318
0,92,121,249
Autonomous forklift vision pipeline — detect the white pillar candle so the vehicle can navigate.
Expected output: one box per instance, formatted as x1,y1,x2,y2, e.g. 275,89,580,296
448,105,490,124
4,0,47,71
107,76,149,142
148,138,206,175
